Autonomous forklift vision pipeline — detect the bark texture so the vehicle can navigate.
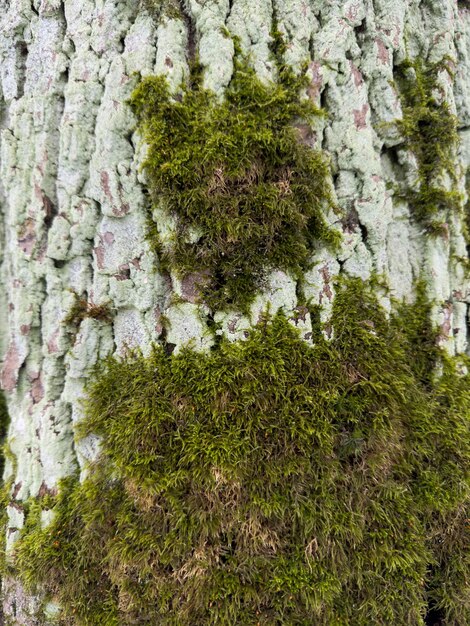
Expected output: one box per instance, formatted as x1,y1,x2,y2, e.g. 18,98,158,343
0,0,469,622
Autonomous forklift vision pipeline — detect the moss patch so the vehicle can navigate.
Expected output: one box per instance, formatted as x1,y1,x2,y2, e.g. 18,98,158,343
9,281,470,625
140,0,182,20
394,58,462,231
130,53,337,312
64,293,113,328
464,169,470,243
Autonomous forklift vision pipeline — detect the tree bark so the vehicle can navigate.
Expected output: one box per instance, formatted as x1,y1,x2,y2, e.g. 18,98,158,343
0,0,469,623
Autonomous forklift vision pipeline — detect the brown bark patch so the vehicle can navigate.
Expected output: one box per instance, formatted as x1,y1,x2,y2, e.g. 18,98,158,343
1,340,23,392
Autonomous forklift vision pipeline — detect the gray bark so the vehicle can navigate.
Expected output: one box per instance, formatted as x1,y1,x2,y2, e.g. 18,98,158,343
0,0,469,622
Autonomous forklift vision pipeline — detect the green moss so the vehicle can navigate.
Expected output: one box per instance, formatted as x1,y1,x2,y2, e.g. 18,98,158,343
9,280,469,625
463,170,470,242
64,293,113,327
395,58,462,229
130,54,338,312
139,0,182,20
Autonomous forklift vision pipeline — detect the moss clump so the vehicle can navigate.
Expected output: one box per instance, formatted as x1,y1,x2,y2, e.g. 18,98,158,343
395,58,462,229
64,294,113,327
10,281,470,625
463,171,470,242
140,0,182,20
130,55,337,312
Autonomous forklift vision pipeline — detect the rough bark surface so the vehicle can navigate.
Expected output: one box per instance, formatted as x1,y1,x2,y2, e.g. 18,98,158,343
0,0,469,622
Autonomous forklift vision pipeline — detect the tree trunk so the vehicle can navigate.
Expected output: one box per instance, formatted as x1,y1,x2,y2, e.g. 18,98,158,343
0,0,469,624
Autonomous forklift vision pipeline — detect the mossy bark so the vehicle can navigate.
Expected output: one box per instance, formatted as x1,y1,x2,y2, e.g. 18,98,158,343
0,0,469,624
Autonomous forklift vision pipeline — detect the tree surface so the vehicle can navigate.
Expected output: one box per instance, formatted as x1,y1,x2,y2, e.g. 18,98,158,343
0,0,469,624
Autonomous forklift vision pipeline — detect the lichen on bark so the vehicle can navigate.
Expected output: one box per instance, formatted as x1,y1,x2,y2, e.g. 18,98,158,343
1,1,470,624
